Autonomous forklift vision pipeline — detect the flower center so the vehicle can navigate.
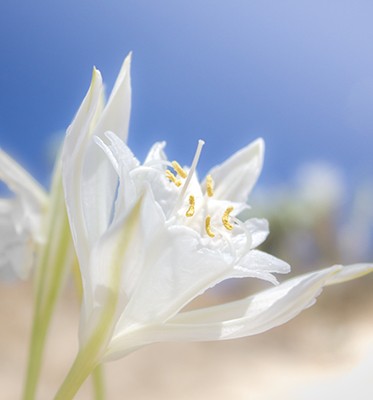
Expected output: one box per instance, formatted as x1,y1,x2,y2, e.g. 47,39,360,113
165,141,235,239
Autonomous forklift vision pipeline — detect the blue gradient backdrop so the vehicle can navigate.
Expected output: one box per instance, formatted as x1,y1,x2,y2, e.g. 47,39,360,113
1,1,372,187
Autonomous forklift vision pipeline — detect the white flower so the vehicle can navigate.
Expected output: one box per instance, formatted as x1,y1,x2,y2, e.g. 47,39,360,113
0,149,47,279
62,54,373,365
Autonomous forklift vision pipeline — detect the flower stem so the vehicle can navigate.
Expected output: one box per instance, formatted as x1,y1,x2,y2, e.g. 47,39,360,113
54,343,99,400
22,216,72,400
22,314,49,400
22,161,73,400
92,365,105,400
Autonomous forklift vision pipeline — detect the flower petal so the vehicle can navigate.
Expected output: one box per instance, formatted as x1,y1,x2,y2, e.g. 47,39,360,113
232,218,269,250
79,186,164,342
62,67,103,269
80,54,132,246
325,263,373,285
0,149,47,205
105,263,373,358
204,138,264,202
0,199,35,279
113,224,234,331
232,250,291,284
0,149,47,242
144,141,167,167
95,131,139,220
92,53,132,143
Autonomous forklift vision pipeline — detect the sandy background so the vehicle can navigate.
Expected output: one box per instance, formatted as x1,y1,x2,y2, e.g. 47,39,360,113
1,274,372,400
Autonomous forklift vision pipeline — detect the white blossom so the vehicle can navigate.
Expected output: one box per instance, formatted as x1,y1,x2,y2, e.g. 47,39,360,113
62,54,373,363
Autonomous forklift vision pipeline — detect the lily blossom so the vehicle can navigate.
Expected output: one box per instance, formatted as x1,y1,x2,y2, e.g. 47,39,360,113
61,53,373,373
0,149,47,279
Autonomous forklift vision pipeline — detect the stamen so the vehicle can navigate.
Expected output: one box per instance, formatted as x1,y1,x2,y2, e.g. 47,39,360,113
171,140,205,216
205,215,215,238
186,195,195,217
166,170,182,187
179,140,205,200
172,161,187,179
222,207,234,231
206,174,214,197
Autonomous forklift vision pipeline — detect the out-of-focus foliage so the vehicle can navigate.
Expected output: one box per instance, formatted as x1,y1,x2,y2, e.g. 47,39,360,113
247,162,373,272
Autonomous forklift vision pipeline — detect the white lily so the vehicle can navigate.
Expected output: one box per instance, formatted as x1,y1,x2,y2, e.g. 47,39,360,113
92,133,292,358
0,147,77,400
57,55,373,399
0,149,47,279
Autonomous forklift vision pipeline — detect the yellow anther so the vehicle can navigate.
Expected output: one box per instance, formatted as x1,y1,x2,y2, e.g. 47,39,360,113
205,215,215,238
186,195,195,217
222,207,234,231
206,174,214,197
172,161,187,179
166,170,182,187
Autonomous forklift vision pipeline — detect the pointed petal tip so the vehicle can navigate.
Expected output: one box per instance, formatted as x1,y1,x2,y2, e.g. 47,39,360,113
118,52,132,77
91,66,102,84
250,137,265,161
326,263,373,286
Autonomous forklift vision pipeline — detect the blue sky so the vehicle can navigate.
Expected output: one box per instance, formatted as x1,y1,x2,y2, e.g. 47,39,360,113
1,1,373,188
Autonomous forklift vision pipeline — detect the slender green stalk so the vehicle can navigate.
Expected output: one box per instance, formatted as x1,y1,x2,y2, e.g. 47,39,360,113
23,214,72,399
54,344,99,400
54,292,117,400
22,314,49,400
23,161,73,400
92,365,105,400
71,259,107,400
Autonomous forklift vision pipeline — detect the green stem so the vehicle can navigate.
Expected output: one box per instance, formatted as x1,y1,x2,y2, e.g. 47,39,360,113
54,295,116,400
23,161,73,400
54,344,98,400
92,365,105,400
55,345,97,400
22,219,72,400
22,314,49,400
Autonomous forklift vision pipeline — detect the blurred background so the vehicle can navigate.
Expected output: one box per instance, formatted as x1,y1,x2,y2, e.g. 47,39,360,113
0,1,372,399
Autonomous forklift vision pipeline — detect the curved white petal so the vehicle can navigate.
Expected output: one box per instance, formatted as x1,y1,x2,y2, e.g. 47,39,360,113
204,138,264,202
0,149,47,206
233,250,290,284
0,149,47,238
79,187,164,342
62,67,103,270
105,263,373,358
81,54,132,245
95,131,139,175
245,218,269,248
0,199,35,279
325,263,373,285
93,54,132,143
114,224,233,329
232,218,269,250
162,263,373,340
144,141,167,167
113,242,288,334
